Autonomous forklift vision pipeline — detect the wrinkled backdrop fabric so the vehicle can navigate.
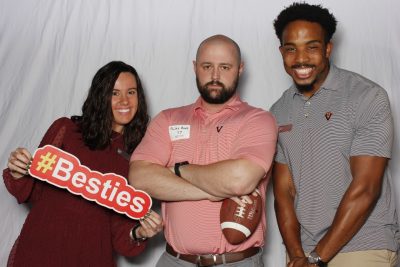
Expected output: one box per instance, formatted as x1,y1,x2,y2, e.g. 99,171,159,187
0,0,399,266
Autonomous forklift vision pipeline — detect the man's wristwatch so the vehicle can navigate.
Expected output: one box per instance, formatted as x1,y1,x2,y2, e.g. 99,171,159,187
174,161,189,177
308,250,327,267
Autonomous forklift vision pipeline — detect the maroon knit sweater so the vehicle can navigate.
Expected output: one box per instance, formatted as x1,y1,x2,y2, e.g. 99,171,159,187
3,117,146,267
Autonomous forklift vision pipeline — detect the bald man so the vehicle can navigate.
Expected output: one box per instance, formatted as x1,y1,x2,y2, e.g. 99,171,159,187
129,35,277,267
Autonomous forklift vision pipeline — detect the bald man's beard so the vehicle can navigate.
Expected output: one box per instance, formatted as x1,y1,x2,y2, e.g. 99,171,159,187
196,76,239,104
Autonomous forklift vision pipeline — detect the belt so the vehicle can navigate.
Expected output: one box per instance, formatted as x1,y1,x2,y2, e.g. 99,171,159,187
166,243,260,266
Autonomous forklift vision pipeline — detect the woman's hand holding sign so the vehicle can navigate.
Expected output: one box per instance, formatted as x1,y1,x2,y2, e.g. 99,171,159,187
7,147,32,179
132,210,163,241
8,146,163,241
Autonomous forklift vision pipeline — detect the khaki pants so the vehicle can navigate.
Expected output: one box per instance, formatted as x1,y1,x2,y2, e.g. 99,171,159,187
288,250,398,267
328,250,397,267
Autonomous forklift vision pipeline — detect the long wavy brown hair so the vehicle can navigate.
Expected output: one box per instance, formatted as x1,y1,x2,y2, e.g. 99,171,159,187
80,61,149,153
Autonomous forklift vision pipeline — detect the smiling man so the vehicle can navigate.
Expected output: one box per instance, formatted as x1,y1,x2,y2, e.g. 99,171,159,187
270,3,399,267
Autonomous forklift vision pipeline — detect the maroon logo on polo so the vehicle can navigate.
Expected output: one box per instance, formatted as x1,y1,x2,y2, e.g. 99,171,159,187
325,112,333,120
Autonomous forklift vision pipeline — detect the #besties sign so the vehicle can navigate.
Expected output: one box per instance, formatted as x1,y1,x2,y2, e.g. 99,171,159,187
28,145,152,219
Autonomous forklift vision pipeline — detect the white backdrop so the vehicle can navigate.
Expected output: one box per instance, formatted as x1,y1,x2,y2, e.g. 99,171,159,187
0,0,399,266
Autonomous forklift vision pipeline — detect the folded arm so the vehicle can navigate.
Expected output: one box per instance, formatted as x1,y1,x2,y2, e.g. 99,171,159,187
178,158,265,198
129,160,219,201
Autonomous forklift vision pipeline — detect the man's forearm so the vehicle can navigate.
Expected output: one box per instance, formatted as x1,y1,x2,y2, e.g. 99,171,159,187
129,161,215,201
272,162,305,262
314,156,386,262
178,159,265,198
314,182,381,261
276,201,305,260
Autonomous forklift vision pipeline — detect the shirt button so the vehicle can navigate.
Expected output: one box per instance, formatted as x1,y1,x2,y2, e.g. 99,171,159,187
304,113,309,118
305,101,311,106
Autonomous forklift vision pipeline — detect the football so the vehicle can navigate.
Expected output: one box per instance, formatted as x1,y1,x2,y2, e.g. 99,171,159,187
220,193,262,245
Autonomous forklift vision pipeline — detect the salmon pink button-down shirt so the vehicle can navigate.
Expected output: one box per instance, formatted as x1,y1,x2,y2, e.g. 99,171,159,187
131,95,277,254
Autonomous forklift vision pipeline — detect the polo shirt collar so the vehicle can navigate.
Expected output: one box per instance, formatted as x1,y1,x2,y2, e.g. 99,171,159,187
193,94,242,113
291,63,339,98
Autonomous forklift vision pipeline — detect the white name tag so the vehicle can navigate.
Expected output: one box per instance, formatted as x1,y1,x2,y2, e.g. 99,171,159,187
169,125,190,141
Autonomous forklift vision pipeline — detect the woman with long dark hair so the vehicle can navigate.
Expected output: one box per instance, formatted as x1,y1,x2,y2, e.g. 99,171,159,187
3,61,162,267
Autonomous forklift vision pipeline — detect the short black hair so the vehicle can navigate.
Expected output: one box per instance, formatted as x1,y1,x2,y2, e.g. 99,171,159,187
273,2,337,44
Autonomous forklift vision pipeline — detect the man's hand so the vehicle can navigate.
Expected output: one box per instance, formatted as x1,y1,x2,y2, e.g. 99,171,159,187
230,188,260,207
288,257,312,267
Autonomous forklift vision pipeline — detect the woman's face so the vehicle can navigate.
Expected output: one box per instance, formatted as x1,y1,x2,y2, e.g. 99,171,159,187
111,72,138,133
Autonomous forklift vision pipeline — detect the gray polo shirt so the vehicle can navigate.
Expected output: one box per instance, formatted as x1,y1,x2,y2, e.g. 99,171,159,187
270,64,399,253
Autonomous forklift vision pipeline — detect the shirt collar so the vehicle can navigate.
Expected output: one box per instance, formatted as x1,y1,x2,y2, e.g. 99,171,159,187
290,63,339,98
193,93,242,113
